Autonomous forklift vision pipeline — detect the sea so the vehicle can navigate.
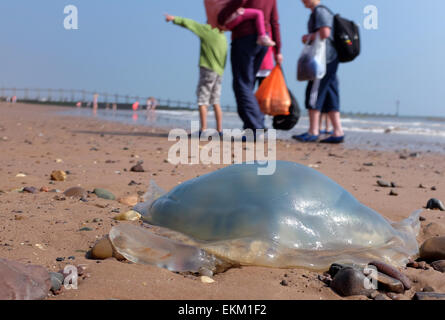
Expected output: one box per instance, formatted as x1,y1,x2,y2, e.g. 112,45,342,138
60,107,445,155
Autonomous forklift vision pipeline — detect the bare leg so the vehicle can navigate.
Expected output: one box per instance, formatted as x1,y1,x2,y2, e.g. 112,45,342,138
199,105,208,131
308,109,321,136
213,104,223,132
327,111,344,137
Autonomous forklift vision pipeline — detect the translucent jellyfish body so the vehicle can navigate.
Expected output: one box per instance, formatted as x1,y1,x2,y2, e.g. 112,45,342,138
110,161,420,272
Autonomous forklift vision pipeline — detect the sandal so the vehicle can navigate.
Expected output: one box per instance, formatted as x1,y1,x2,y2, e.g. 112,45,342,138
292,132,319,142
320,135,345,144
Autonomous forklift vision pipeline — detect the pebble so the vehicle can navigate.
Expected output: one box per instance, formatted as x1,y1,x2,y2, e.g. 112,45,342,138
422,286,435,292
369,260,411,290
431,186,437,191
50,170,67,181
419,236,445,261
426,198,445,211
413,292,445,300
373,272,404,293
113,210,141,221
389,190,398,196
280,279,289,286
330,267,372,297
40,186,49,192
90,237,113,259
64,186,87,198
93,188,116,200
377,180,391,188
50,272,64,293
130,163,145,172
431,260,445,273
79,227,93,232
23,186,38,194
89,236,125,260
56,257,65,262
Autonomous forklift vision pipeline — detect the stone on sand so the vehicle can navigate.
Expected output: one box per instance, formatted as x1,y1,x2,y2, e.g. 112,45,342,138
369,260,411,290
420,236,445,261
90,236,125,260
373,272,404,293
330,267,372,297
50,272,64,293
130,163,145,172
51,170,67,181
64,186,87,198
93,188,116,200
0,258,51,300
426,198,445,211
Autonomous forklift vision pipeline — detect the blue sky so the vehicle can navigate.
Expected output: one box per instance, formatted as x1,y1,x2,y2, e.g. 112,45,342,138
0,0,444,117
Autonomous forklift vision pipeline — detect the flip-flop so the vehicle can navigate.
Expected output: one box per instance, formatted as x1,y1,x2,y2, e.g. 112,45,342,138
320,135,345,144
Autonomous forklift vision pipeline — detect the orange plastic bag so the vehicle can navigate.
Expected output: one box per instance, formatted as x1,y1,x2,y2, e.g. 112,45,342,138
255,66,291,116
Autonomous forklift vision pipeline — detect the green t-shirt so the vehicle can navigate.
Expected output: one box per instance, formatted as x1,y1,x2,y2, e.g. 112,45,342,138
173,17,228,76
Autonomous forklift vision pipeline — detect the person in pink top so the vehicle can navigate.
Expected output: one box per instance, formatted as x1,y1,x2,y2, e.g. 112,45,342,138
256,46,275,87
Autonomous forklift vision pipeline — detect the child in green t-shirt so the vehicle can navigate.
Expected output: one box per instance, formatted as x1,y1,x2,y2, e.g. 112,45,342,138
165,14,228,137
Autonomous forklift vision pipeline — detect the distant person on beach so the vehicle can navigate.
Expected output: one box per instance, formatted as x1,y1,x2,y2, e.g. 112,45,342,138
11,96,17,104
132,101,139,111
292,0,344,143
146,97,157,122
93,93,99,115
218,0,282,138
165,13,227,137
76,101,82,108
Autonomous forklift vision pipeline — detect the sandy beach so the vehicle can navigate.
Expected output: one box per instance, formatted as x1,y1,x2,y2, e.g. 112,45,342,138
1,102,444,300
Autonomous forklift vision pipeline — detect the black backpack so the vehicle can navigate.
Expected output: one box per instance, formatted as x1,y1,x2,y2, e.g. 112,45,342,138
272,88,300,131
316,5,361,63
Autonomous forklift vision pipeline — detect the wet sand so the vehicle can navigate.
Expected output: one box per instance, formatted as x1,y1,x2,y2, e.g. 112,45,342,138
0,102,444,300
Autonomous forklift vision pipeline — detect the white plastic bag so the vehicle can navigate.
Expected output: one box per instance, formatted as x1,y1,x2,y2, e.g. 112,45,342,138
297,33,327,81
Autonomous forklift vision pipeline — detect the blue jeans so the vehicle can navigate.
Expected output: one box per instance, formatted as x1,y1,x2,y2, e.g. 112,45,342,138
231,34,268,130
